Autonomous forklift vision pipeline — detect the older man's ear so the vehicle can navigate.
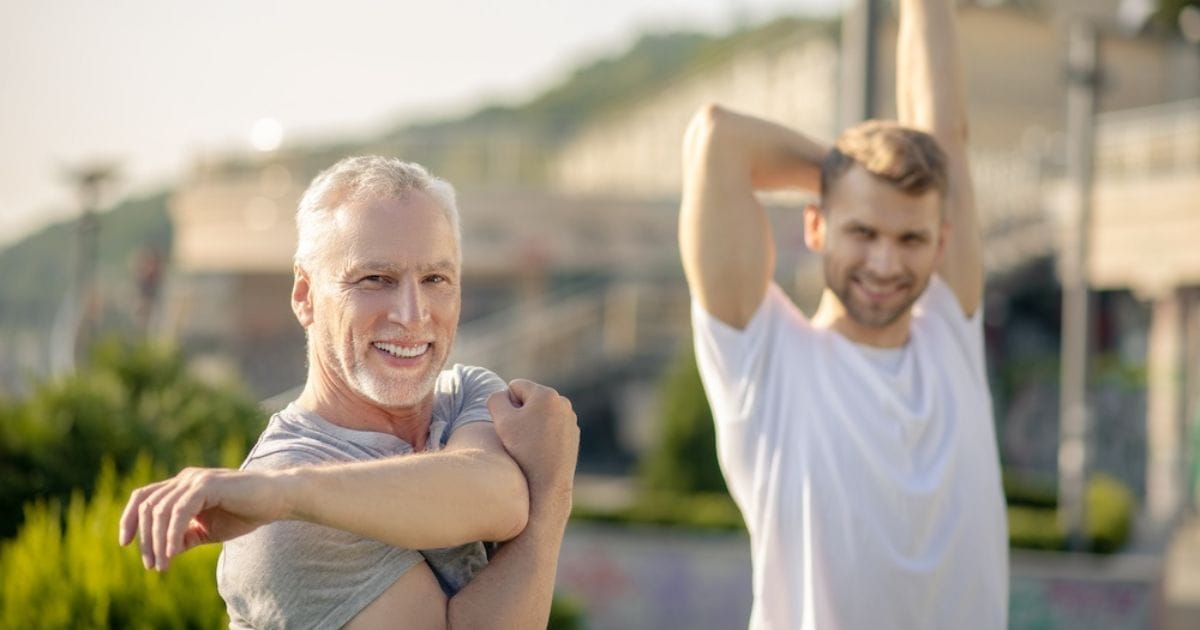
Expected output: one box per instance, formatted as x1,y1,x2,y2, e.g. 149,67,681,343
291,264,314,328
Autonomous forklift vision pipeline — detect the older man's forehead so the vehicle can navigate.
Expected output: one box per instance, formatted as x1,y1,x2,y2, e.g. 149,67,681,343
344,258,459,274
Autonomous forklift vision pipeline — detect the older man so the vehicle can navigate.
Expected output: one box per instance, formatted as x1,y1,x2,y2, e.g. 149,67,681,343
680,0,1006,627
119,157,578,629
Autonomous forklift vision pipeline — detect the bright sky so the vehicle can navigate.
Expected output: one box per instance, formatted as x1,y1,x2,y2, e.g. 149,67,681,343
0,0,841,247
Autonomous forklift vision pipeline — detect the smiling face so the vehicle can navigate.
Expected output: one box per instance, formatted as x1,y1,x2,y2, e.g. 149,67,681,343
806,165,947,344
293,190,461,413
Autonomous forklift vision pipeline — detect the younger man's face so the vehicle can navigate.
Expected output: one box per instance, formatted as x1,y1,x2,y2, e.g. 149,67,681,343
814,165,946,335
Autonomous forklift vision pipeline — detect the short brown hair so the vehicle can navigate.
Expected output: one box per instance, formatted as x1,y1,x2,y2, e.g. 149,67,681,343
819,120,948,210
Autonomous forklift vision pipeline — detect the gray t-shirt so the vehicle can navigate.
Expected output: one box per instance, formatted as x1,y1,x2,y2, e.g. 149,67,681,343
217,364,506,630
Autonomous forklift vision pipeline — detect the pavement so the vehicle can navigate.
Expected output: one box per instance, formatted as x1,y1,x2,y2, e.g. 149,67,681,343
1164,516,1200,630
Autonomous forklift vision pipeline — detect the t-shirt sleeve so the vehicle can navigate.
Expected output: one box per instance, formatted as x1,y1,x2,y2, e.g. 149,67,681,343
217,451,424,629
690,283,799,427
914,274,987,379
445,364,507,434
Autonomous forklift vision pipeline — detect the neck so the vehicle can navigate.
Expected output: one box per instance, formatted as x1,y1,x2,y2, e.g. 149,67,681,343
296,366,434,450
811,289,912,348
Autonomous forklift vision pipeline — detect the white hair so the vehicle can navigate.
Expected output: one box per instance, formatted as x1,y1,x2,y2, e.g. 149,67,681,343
293,156,461,268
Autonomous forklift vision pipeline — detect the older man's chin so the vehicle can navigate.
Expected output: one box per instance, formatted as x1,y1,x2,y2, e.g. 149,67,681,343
351,367,443,411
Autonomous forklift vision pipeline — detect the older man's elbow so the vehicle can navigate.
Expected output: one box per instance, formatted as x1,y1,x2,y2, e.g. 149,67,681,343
471,450,530,541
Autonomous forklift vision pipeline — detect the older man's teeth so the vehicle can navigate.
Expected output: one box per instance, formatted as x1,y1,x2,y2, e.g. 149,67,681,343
373,342,429,358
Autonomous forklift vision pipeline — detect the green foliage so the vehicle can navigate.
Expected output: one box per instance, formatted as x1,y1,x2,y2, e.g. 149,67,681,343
1003,469,1060,509
639,348,727,495
0,456,228,629
572,491,744,532
0,455,587,629
569,348,744,531
1153,0,1200,34
548,592,586,630
1006,473,1136,554
0,338,264,538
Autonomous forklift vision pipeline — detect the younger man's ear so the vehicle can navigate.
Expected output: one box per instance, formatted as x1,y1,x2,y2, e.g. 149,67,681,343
803,203,826,252
291,264,314,328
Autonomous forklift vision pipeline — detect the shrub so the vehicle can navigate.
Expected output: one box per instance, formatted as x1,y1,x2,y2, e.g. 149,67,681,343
0,456,229,629
1,453,584,629
573,491,744,531
638,347,726,496
0,338,265,537
548,592,586,630
1006,473,1135,554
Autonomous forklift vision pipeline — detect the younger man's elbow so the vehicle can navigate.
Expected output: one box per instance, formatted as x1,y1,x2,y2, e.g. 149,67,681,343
684,103,729,158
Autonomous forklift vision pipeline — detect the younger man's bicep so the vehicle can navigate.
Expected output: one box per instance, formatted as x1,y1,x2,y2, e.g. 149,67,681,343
680,183,775,331
344,561,448,630
934,149,984,318
679,109,775,330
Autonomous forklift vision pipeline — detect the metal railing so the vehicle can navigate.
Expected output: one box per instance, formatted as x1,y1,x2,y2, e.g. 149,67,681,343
449,281,689,387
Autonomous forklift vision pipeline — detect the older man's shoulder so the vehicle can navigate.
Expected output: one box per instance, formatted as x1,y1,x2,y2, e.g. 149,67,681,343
435,364,506,397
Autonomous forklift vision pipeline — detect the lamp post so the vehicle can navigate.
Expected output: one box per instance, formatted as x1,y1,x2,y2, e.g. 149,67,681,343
63,161,119,365
1057,17,1100,551
839,0,881,128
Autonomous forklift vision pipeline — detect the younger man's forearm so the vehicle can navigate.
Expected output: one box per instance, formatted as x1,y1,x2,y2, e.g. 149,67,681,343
689,104,828,191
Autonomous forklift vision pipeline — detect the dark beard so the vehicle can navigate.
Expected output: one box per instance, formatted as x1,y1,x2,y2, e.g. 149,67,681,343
824,267,928,329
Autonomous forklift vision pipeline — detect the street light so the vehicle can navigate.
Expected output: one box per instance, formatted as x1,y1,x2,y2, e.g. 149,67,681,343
53,161,120,370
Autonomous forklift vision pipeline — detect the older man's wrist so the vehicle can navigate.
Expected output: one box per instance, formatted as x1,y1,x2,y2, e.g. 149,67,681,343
272,467,309,523
528,484,573,523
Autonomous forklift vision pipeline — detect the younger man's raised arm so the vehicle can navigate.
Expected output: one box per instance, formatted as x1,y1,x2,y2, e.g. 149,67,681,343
897,0,983,316
679,105,827,329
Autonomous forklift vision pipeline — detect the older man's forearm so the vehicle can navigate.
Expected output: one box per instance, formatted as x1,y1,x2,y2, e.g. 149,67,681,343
446,492,571,629
279,447,529,549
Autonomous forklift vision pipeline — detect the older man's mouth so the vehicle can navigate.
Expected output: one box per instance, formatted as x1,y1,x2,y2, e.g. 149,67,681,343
372,342,430,359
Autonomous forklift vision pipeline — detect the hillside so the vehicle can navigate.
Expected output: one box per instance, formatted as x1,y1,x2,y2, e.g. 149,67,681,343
0,15,823,387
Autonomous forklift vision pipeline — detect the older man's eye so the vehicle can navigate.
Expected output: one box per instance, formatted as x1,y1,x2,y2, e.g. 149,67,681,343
359,275,389,285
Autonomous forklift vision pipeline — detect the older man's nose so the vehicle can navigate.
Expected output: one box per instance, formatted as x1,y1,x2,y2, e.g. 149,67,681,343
389,279,428,325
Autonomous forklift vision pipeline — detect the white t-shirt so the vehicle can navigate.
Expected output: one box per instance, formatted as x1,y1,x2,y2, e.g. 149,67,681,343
692,275,1008,630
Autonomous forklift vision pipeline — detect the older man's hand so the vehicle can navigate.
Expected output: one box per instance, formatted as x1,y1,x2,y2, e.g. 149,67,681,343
118,467,290,571
487,380,579,514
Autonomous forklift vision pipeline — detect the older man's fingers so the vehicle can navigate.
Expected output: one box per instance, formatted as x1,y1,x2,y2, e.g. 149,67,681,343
166,476,215,560
119,481,163,546
136,475,191,570
152,478,197,570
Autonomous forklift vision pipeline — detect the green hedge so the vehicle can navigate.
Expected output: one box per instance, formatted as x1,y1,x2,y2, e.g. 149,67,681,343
573,491,744,532
638,348,726,495
1,454,586,629
1007,473,1135,554
573,475,1135,555
0,338,265,537
0,456,229,629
